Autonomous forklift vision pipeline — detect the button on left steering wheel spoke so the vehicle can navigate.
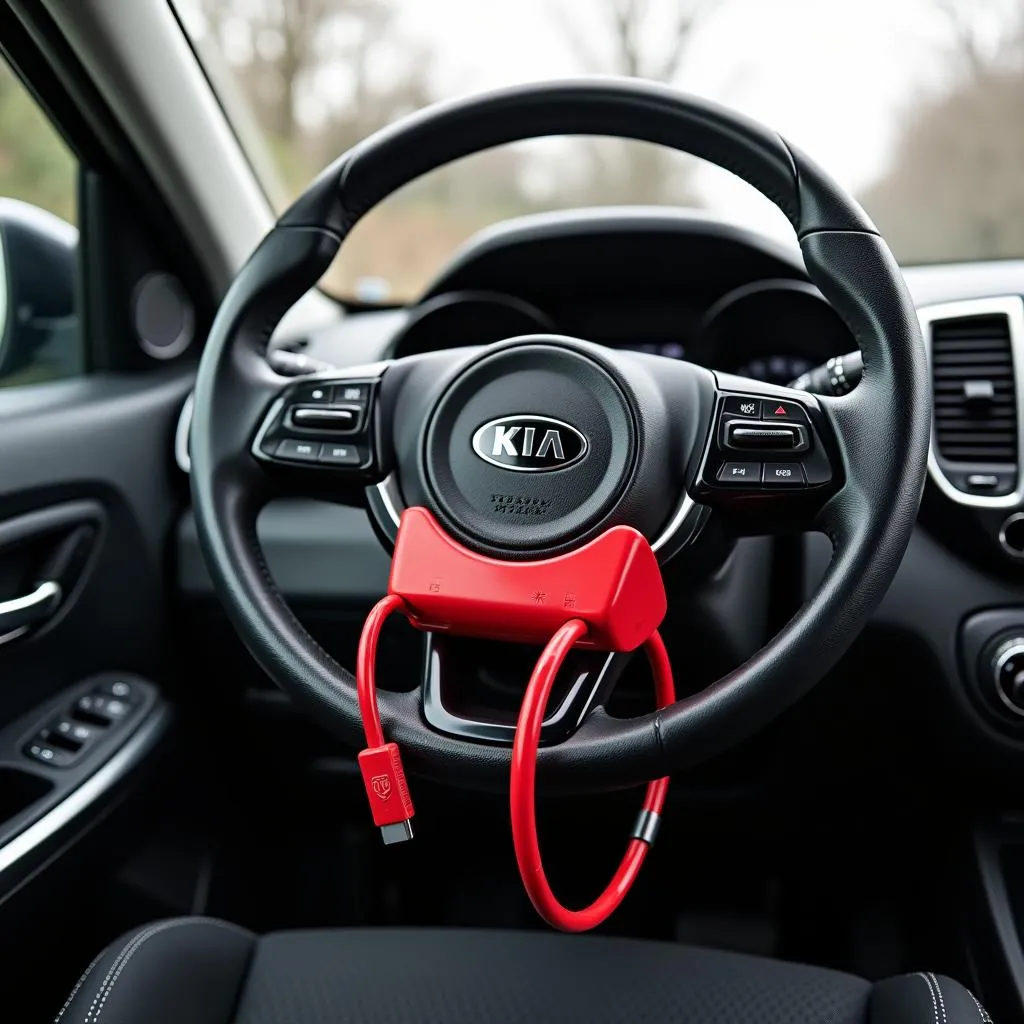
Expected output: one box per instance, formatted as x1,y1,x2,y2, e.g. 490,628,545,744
252,369,386,492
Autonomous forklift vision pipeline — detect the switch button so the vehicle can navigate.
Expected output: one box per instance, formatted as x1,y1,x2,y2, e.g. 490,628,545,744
717,462,762,485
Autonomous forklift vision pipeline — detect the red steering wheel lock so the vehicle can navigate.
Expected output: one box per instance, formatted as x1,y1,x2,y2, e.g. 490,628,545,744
356,506,673,931
389,506,667,649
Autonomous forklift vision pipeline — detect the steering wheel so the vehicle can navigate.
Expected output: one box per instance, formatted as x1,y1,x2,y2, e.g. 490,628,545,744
189,79,929,795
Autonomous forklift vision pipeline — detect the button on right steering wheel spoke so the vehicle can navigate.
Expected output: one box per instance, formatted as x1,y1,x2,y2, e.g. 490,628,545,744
694,377,842,530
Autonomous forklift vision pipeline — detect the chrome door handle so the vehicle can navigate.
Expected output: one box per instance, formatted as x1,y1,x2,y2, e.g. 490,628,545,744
0,580,61,641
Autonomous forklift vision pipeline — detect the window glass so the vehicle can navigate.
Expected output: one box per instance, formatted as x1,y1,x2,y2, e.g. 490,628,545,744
0,61,81,387
174,0,1024,302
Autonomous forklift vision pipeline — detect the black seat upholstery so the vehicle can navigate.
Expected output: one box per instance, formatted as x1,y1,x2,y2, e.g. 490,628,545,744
56,916,992,1024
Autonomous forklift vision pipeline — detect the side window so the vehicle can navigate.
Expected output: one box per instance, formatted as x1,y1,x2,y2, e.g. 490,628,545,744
0,60,81,387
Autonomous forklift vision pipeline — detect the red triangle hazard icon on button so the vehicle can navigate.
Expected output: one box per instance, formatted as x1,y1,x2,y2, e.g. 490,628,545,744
773,405,787,416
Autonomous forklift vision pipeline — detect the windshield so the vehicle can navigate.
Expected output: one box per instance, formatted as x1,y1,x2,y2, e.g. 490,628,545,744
173,0,1024,302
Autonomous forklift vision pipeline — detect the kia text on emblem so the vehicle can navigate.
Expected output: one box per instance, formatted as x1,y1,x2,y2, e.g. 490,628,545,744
471,415,588,472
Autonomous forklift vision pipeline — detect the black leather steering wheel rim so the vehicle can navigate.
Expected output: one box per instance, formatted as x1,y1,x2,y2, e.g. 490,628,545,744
189,79,929,794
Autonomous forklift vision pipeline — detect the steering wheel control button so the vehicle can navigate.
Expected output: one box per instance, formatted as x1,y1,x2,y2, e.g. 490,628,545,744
254,374,383,476
702,389,835,498
290,406,361,432
722,395,762,418
335,382,370,405
725,422,808,452
318,442,363,466
293,382,334,404
762,463,806,486
275,438,319,462
761,399,808,422
717,462,762,485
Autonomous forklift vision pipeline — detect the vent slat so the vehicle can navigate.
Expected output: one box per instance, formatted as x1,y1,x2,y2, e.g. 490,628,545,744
932,322,1009,336
931,353,1013,365
938,428,1016,435
931,412,1016,425
934,393,1014,401
933,341,1011,352
941,449,1017,460
937,433,1016,443
932,314,1017,466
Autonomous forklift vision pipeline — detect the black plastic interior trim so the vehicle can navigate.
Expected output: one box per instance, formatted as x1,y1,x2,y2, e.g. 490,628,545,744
79,169,209,372
420,209,807,301
0,674,166,904
0,499,105,644
970,823,1024,1020
162,0,282,226
0,500,102,556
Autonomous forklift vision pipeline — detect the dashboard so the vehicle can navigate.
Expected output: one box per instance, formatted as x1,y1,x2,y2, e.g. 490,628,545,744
182,207,1024,780
366,210,855,386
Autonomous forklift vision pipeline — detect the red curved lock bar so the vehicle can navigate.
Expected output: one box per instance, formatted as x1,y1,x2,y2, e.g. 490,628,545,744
511,622,674,932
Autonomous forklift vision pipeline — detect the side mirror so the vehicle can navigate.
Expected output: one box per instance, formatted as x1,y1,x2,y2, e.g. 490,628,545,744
0,198,78,382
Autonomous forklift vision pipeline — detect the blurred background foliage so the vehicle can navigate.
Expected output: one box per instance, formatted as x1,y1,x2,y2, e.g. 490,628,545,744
0,61,75,224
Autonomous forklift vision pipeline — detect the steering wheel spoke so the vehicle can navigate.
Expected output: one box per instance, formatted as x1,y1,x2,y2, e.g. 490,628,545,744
693,372,843,534
421,632,627,745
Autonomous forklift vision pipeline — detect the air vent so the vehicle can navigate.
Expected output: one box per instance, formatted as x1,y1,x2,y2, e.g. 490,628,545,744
932,313,1017,465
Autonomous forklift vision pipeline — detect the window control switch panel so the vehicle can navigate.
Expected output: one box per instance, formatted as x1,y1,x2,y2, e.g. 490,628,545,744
23,678,141,767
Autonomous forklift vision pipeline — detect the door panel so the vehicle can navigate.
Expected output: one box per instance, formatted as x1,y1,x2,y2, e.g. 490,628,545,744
0,370,191,727
0,499,104,643
0,360,187,1024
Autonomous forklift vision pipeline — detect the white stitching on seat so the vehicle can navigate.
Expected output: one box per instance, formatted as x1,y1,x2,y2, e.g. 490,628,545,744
82,917,251,1023
967,989,993,1024
82,927,156,1024
89,918,251,1023
918,972,940,1024
89,921,184,1023
54,951,104,1023
84,921,182,1023
927,973,949,1024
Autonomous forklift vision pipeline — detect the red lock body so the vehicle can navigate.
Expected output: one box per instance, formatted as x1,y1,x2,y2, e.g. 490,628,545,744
387,507,666,652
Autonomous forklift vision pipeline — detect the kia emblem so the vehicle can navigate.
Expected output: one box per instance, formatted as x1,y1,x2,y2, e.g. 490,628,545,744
471,415,588,472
